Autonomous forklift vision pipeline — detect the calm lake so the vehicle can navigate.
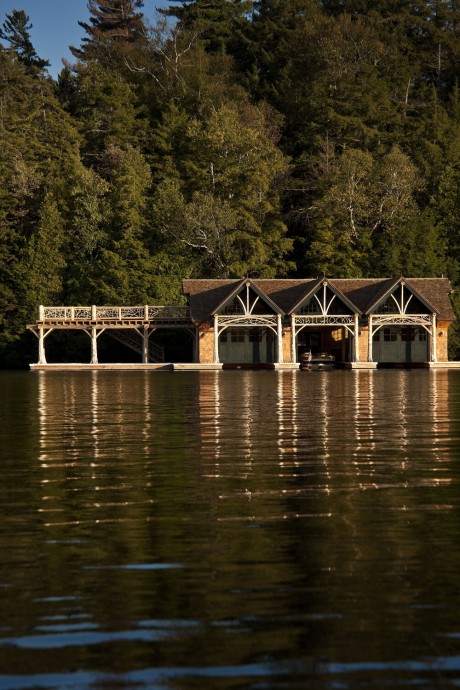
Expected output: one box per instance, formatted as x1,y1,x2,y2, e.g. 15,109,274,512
1,369,460,689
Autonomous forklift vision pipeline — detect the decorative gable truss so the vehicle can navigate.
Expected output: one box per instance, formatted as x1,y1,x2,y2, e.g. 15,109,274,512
212,280,284,363
290,280,361,362
367,279,438,362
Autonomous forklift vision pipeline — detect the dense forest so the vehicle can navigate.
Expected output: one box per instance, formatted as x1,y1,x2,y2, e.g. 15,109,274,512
1,0,460,366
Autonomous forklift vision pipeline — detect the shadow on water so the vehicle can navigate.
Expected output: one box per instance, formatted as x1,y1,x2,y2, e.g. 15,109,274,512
1,369,460,689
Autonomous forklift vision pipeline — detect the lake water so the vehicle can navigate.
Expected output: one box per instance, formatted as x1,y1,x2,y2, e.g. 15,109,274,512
1,369,460,689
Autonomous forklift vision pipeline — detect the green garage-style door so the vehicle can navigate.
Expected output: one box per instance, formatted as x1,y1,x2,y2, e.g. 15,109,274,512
372,327,429,363
219,328,276,364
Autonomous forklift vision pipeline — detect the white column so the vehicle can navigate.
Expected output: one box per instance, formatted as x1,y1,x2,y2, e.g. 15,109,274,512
143,327,149,363
91,304,97,321
277,314,283,363
291,315,296,363
144,304,149,321
431,313,437,362
38,327,47,364
368,316,373,362
354,314,359,362
39,305,44,321
91,327,98,364
214,314,220,364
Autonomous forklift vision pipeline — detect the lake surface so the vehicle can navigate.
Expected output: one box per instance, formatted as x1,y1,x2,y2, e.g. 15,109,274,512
1,369,460,689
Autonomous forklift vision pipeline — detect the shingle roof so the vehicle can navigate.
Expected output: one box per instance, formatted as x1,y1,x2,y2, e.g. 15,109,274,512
182,278,456,323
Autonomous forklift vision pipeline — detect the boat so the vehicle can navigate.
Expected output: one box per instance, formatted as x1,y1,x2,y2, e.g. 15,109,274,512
299,351,335,370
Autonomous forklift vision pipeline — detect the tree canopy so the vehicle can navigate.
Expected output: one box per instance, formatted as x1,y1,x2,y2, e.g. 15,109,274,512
1,1,460,364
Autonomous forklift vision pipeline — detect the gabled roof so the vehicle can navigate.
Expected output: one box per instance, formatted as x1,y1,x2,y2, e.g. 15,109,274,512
181,278,456,323
365,276,439,315
211,278,283,316
290,278,362,316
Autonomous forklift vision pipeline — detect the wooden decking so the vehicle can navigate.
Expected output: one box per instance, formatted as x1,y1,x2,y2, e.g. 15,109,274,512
27,304,195,366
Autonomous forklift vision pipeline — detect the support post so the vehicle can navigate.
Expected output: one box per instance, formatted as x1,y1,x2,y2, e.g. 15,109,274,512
38,327,47,364
431,313,437,362
91,327,98,364
143,326,150,364
39,305,44,321
368,316,373,362
214,314,220,363
291,315,296,364
144,304,149,321
91,305,97,321
194,327,199,363
354,314,359,362
277,314,283,363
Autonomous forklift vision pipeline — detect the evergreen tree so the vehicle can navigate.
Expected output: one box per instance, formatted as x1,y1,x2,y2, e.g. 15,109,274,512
160,0,252,53
71,0,146,59
0,10,49,72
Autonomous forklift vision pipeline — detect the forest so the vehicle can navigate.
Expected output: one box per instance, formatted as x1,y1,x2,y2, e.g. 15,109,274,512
1,0,460,366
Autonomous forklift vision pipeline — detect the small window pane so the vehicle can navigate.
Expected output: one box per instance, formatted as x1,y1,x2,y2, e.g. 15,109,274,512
402,328,415,342
383,328,397,342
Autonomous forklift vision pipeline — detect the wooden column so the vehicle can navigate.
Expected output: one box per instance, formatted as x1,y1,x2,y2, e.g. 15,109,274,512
38,327,47,365
291,315,296,363
91,327,98,364
277,314,283,363
354,314,359,362
431,313,437,362
368,316,373,362
143,326,150,364
194,327,199,364
214,314,220,364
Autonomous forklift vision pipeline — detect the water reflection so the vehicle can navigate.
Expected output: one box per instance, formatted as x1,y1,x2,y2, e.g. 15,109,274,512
1,369,460,689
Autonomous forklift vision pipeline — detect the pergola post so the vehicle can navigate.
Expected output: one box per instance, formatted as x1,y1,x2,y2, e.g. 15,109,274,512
277,314,283,363
291,315,296,364
368,315,373,362
91,327,98,364
143,326,150,364
431,313,437,362
354,314,359,362
38,327,47,365
214,314,220,364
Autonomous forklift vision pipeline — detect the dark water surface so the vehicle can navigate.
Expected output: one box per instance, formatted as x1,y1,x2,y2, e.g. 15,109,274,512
1,369,460,689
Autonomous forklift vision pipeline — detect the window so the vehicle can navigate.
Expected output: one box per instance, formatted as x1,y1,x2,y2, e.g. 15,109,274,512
300,299,321,314
383,328,397,342
231,329,245,342
376,299,395,314
223,299,244,315
401,328,415,342
249,328,262,342
418,329,427,342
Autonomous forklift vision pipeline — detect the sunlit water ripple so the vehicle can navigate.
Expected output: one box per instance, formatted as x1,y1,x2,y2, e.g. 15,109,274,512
1,369,460,689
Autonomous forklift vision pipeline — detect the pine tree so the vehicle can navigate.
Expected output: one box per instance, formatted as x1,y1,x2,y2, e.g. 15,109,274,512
0,10,49,73
160,0,252,53
71,0,146,58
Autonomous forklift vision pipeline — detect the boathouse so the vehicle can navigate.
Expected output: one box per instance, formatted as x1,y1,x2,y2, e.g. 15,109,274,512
27,276,456,368
183,276,456,366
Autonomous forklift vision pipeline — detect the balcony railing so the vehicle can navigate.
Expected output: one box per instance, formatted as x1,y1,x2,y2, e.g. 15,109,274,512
39,305,191,321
